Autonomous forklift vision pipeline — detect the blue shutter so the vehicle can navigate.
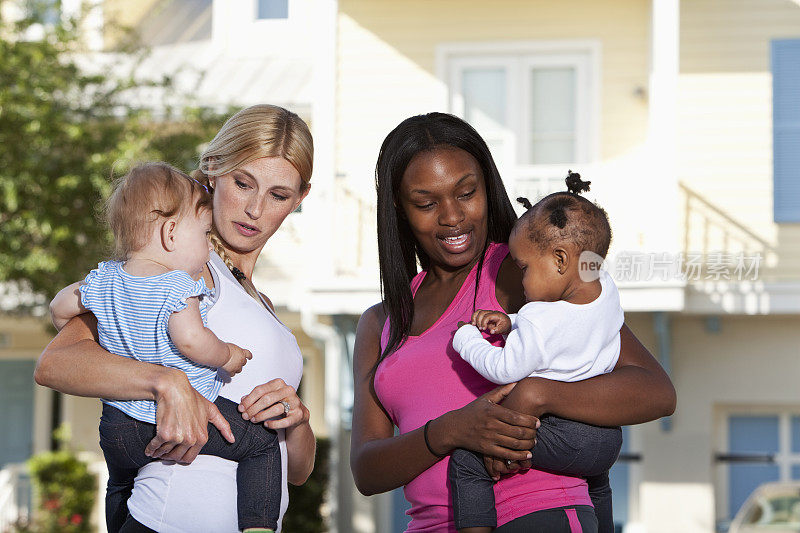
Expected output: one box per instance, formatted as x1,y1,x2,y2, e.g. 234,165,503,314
772,40,800,223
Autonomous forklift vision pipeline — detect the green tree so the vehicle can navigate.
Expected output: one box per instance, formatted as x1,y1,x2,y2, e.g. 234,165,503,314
0,2,230,307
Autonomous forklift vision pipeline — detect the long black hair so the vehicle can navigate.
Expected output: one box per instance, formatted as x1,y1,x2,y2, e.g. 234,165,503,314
375,112,517,360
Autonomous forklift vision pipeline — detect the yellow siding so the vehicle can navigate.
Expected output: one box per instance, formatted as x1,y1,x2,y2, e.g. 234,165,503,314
681,0,800,73
62,396,103,454
103,0,159,26
0,315,51,359
276,311,328,437
336,0,651,186
103,0,160,29
679,0,800,282
102,0,161,48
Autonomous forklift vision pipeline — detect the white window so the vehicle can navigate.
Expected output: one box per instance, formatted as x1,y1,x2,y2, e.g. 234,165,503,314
256,0,288,20
716,411,800,528
442,41,599,188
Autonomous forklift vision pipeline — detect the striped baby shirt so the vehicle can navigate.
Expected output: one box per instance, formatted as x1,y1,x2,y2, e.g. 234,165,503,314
79,261,221,424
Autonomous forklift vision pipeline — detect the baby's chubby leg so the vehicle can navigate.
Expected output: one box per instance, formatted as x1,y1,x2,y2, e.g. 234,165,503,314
495,380,622,475
497,383,622,533
448,448,497,531
98,405,159,533
531,416,622,477
201,397,281,531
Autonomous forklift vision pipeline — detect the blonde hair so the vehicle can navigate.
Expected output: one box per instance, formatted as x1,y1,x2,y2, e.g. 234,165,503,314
192,104,313,188
106,162,211,260
190,104,314,302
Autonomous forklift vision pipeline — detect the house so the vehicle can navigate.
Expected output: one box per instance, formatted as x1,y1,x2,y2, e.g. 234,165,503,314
1,1,799,532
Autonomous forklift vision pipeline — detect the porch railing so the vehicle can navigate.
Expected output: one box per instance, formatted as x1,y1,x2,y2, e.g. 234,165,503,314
0,463,32,533
679,182,775,279
333,180,378,279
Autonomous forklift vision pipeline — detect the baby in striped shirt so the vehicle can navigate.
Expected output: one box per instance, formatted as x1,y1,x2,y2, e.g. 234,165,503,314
50,162,281,533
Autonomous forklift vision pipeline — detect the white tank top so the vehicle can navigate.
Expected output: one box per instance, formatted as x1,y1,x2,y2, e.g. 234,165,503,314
126,251,304,532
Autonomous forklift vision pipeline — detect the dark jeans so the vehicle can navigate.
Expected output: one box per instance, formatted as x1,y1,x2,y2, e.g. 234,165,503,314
448,415,622,532
494,505,598,533
99,397,280,533
118,515,157,533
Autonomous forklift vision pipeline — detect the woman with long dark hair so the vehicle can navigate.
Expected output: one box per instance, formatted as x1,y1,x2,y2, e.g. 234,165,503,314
350,113,675,532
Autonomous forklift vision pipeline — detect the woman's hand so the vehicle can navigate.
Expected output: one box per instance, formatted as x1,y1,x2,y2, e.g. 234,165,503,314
144,372,234,464
238,378,310,430
434,383,538,462
483,455,530,480
475,382,540,480
238,378,316,485
36,314,235,465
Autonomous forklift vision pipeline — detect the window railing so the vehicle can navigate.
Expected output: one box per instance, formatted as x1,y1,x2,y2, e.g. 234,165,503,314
333,179,378,279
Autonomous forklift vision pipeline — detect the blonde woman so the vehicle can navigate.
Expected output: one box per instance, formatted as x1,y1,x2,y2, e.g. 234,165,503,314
36,104,316,533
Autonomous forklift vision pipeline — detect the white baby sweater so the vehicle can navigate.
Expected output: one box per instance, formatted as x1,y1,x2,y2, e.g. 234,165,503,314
452,270,624,385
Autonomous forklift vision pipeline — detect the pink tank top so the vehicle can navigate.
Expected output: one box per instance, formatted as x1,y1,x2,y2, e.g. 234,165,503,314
374,242,591,532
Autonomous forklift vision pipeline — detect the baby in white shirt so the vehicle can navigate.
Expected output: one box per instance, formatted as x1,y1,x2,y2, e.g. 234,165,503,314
448,171,624,533
452,220,623,383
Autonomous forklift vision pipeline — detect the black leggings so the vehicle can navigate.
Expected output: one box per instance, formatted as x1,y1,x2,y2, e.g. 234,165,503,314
494,505,598,533
448,415,621,532
118,515,156,533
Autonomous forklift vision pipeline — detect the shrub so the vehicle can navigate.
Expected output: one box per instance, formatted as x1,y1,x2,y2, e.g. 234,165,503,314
24,425,96,533
283,437,330,533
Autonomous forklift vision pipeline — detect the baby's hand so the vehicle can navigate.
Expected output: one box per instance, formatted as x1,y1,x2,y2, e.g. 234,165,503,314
470,310,512,335
221,343,252,376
